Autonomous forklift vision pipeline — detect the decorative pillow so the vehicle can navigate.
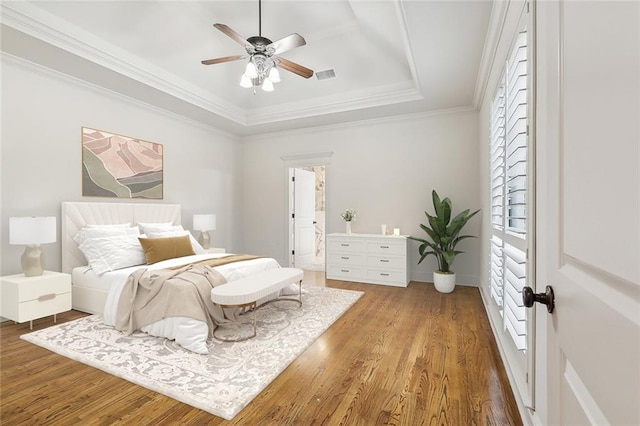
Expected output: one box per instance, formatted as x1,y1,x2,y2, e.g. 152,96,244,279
138,235,195,264
146,230,205,255
137,222,176,234
74,226,139,245
77,234,146,275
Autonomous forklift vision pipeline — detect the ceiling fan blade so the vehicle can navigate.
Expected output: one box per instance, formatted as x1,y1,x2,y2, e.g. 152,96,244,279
267,33,306,55
213,23,251,49
201,55,246,65
276,57,314,79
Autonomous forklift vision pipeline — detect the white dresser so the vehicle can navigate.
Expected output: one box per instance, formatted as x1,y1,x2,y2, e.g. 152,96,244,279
326,233,409,287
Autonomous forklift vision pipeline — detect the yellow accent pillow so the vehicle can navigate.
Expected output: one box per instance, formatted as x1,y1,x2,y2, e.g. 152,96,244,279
138,235,195,264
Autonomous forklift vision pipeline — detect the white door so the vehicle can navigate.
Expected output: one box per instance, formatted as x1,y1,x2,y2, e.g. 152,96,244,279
293,168,316,268
536,1,639,424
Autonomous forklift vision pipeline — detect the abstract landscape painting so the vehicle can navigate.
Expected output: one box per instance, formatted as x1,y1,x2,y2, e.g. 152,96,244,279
82,127,163,199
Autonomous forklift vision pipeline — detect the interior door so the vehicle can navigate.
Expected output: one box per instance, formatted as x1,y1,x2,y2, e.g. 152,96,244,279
293,168,316,268
536,1,640,424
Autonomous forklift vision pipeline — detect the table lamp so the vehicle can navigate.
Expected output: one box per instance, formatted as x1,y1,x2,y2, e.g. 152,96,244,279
9,216,57,276
193,214,216,249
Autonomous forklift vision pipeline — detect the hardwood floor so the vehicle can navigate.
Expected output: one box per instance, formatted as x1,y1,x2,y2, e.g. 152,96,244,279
1,275,522,425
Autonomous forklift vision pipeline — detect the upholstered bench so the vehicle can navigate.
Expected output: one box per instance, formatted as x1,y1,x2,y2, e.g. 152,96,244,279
210,267,304,342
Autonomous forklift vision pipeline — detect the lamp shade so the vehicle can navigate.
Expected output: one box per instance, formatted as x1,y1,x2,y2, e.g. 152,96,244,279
193,214,216,231
9,217,56,245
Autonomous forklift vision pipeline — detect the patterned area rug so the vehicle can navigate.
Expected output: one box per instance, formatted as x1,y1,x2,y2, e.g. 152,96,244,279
21,286,363,420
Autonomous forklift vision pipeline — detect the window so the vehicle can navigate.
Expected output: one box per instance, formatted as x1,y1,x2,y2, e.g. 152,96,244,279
489,29,529,352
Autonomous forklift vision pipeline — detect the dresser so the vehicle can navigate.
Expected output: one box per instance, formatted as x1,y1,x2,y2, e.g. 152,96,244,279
0,271,72,329
326,233,409,287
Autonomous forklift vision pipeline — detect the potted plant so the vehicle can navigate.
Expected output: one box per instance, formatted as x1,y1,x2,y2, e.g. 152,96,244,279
409,190,480,293
340,209,356,234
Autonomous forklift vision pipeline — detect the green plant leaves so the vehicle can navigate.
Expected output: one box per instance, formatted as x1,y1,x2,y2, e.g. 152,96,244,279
409,190,480,273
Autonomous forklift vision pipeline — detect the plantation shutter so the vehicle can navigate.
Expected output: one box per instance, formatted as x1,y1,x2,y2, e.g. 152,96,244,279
489,28,529,352
506,31,528,235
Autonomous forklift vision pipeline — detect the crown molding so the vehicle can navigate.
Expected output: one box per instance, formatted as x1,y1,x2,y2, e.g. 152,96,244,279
244,105,476,142
246,82,422,126
1,52,241,141
472,0,510,110
0,2,247,124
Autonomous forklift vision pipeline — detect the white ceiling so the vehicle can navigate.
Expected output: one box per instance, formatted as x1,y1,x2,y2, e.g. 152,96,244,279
0,0,494,136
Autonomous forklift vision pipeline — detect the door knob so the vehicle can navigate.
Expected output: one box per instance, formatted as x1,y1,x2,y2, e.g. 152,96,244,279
522,285,555,313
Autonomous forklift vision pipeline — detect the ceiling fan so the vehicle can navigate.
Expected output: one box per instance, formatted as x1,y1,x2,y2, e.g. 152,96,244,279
201,0,314,92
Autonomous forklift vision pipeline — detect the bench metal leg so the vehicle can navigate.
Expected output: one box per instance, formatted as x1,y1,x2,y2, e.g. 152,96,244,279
213,301,257,342
213,279,303,342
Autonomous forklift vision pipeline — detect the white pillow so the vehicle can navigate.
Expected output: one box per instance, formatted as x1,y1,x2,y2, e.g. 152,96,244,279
137,222,175,234
74,226,139,245
84,223,131,228
146,230,205,255
78,234,146,275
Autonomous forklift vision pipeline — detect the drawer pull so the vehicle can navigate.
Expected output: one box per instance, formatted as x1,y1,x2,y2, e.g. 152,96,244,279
379,259,390,263
380,273,390,277
380,245,390,249
341,269,350,273
38,293,56,301
341,256,350,260
341,244,350,247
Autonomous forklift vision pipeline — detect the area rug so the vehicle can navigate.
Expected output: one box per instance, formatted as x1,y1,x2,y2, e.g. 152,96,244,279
21,286,363,420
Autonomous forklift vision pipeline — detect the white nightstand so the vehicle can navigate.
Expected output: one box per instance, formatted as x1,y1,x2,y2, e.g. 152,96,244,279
205,248,226,254
0,271,72,329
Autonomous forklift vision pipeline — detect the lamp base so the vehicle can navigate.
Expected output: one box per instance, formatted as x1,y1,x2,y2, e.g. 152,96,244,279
197,231,211,250
22,244,44,277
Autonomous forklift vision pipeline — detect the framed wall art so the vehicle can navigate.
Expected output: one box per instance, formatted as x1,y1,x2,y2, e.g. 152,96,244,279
82,127,163,199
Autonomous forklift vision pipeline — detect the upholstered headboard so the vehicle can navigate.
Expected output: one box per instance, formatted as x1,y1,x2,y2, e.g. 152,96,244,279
61,202,181,273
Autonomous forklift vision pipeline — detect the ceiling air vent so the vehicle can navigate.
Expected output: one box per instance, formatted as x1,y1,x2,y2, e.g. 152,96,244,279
316,69,336,80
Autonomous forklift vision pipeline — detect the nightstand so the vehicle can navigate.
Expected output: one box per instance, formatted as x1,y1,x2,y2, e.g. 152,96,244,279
205,248,226,254
0,271,72,329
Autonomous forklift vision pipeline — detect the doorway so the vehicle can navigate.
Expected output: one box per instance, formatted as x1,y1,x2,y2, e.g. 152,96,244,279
288,166,325,271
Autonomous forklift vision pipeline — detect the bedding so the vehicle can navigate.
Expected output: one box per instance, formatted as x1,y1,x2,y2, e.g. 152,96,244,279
74,253,284,353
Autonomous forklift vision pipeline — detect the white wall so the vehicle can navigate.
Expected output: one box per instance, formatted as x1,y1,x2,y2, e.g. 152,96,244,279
0,56,243,275
240,110,482,285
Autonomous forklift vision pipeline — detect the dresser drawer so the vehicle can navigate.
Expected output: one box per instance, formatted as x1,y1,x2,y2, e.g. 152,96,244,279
327,265,364,281
327,253,364,266
366,268,408,285
366,240,406,255
327,239,365,253
366,255,406,270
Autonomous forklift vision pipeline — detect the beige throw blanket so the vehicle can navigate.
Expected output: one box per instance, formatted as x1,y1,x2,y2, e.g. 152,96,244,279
115,255,261,338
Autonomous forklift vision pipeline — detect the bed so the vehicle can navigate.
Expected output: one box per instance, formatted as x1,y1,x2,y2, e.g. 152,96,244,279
61,202,286,353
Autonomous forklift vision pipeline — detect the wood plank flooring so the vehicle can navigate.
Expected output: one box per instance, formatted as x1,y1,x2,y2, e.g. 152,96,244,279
1,276,522,425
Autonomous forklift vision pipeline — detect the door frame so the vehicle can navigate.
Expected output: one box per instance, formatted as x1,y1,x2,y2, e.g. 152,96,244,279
281,152,333,267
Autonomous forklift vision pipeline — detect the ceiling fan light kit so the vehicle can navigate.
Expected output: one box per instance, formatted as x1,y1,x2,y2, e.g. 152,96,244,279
201,0,314,94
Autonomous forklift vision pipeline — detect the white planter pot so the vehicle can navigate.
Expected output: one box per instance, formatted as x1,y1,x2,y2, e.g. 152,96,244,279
433,271,456,293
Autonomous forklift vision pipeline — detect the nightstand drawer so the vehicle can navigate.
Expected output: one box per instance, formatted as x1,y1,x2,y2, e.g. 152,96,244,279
16,274,71,302
16,292,72,323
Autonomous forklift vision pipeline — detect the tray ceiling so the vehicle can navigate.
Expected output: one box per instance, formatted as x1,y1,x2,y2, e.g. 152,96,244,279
0,1,493,135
